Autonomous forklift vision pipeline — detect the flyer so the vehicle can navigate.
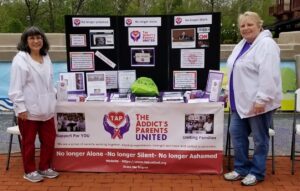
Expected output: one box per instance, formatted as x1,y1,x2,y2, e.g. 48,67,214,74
180,49,204,68
118,70,136,93
128,27,158,46
173,71,197,89
70,34,86,47
59,72,86,94
90,29,114,49
171,28,196,49
131,48,155,67
86,72,107,97
205,70,224,93
70,52,95,71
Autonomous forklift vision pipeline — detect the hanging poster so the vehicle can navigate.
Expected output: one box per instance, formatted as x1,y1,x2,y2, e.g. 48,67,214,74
180,49,205,68
197,32,210,48
131,48,155,67
70,52,95,71
90,29,114,49
70,34,86,47
171,28,196,49
173,71,197,89
128,27,158,46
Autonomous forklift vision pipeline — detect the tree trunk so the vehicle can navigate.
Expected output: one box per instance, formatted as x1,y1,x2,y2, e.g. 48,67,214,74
48,0,55,32
24,0,41,26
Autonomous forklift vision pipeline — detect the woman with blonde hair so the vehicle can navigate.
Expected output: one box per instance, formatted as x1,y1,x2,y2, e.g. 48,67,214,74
223,11,282,186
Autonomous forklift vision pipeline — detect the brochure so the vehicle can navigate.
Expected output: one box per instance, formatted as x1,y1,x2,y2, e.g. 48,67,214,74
162,91,184,103
86,72,107,98
205,70,224,93
59,72,85,94
85,95,107,102
135,96,158,102
209,79,221,102
118,70,136,94
56,80,68,102
109,93,132,103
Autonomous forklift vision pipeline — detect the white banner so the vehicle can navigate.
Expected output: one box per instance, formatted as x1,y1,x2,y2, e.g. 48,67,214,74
72,17,110,27
174,15,212,26
53,102,224,173
124,17,161,26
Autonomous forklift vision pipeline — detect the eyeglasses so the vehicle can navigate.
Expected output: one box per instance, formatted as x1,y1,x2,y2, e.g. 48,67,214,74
28,35,43,41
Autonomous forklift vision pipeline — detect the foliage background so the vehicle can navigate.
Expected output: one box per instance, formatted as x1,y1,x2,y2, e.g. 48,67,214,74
0,0,275,43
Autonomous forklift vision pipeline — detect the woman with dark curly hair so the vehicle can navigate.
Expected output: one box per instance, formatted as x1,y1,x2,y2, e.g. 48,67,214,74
9,26,59,183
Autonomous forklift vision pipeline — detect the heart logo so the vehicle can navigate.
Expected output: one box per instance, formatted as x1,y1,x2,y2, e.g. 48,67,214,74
108,112,125,127
175,17,182,24
126,19,132,26
188,54,197,64
130,31,141,42
73,19,81,26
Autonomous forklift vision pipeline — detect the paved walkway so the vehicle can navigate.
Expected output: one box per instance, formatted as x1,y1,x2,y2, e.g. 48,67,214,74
1,154,300,191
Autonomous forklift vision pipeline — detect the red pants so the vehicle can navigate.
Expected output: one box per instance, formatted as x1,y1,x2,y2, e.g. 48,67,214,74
18,117,56,173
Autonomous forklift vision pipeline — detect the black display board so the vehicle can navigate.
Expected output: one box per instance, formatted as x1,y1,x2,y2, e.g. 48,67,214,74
169,13,220,90
65,16,119,72
118,15,169,91
64,13,220,92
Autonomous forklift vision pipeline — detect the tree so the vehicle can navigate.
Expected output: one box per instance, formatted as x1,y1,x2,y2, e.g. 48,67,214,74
82,0,108,14
0,0,276,35
204,0,215,12
5,19,24,32
70,0,85,15
48,0,55,32
112,0,130,15
24,0,42,26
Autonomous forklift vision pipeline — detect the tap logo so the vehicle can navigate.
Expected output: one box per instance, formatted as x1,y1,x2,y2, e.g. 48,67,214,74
175,17,182,24
103,112,130,139
73,19,81,26
130,31,141,42
188,54,197,64
126,18,132,26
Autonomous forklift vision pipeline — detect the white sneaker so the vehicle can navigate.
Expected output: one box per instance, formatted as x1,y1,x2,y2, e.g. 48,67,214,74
241,174,258,186
23,171,44,183
39,168,59,178
224,171,243,181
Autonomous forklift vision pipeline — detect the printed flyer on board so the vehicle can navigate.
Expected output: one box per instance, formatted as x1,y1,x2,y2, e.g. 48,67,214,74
53,102,224,174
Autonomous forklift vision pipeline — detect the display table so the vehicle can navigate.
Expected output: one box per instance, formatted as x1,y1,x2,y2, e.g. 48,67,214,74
53,101,224,174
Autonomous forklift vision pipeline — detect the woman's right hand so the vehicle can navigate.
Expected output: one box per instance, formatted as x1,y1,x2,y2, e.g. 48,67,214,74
18,111,28,120
253,102,265,115
223,89,229,103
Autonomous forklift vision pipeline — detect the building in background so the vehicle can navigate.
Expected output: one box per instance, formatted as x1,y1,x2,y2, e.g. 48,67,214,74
269,0,300,37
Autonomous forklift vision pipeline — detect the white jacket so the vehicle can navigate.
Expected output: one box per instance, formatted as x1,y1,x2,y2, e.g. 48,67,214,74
227,30,282,118
9,51,57,121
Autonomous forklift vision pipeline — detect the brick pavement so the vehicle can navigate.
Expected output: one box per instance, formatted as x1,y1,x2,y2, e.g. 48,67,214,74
1,154,300,191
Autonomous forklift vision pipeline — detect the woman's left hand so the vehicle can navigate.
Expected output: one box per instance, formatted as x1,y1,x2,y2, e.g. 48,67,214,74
253,102,265,114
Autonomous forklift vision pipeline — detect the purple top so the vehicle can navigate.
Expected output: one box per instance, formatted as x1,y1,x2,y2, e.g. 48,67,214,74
229,42,251,111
